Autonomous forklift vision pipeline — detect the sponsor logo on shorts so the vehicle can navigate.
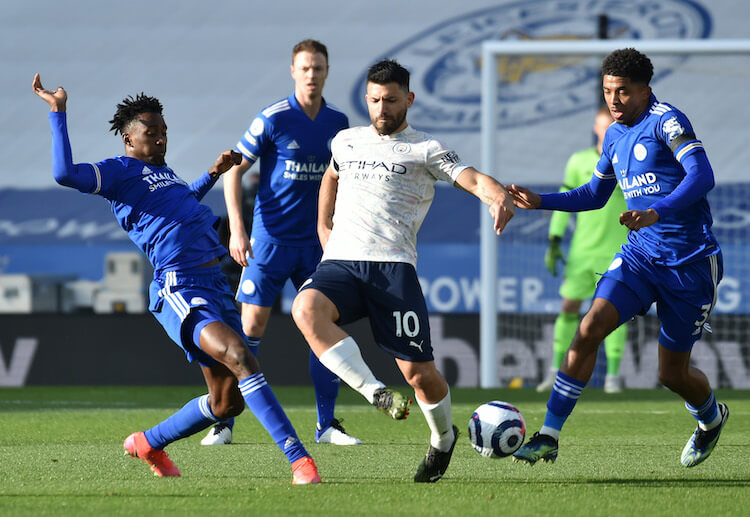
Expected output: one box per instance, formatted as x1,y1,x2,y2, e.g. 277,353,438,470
608,257,623,271
241,279,256,295
408,340,424,353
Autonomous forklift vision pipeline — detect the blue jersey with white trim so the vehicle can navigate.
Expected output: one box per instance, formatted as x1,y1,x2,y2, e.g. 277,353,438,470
48,112,225,274
91,156,225,273
234,94,348,246
595,94,719,266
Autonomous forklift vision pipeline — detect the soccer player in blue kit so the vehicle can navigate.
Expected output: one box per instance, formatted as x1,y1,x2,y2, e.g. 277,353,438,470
508,48,728,468
201,39,359,447
32,74,321,484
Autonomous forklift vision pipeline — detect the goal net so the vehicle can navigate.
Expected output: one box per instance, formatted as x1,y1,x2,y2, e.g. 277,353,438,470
479,39,750,388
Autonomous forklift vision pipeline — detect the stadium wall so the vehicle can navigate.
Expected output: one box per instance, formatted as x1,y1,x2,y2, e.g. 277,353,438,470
2,313,748,389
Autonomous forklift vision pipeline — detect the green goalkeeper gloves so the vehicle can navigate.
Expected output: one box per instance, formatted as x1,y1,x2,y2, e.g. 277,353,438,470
545,236,565,276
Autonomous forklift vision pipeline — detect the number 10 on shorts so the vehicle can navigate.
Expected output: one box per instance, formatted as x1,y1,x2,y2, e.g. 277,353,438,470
393,311,420,338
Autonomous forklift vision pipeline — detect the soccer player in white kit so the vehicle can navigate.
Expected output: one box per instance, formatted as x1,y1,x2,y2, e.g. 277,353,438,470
292,59,515,482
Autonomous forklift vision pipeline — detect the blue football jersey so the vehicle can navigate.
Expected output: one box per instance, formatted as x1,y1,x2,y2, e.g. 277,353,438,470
48,111,226,275
234,94,348,246
595,94,719,266
88,156,225,273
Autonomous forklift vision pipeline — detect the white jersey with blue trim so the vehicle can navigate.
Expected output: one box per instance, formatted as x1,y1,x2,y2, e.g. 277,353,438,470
595,95,719,266
323,125,469,267
234,94,348,246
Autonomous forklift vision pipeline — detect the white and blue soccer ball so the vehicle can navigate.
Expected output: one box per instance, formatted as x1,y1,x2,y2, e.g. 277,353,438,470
468,401,526,458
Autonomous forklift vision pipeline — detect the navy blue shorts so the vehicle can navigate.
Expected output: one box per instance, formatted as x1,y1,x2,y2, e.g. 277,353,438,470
300,260,433,362
150,265,245,367
594,244,722,352
237,238,322,306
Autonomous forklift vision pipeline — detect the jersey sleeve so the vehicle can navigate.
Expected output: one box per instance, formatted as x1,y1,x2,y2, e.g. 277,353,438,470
650,109,715,218
656,109,704,163
425,139,469,183
234,113,272,165
594,132,616,182
48,112,122,197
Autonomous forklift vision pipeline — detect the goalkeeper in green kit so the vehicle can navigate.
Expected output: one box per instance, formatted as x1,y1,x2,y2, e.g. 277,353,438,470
537,106,629,394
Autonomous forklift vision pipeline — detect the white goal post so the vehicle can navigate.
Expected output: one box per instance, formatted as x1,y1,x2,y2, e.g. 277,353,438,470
479,38,750,388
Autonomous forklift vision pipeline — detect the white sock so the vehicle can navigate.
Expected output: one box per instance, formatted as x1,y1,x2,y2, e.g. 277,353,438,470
540,425,561,441
318,337,385,403
416,392,455,452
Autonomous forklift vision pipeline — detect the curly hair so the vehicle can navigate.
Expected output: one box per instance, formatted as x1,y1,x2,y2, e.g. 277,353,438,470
367,59,410,91
109,93,163,134
601,48,654,85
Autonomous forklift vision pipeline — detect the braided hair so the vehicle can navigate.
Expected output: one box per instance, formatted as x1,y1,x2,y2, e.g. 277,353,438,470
109,93,163,134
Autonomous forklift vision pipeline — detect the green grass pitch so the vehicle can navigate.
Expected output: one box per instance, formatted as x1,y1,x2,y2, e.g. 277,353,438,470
0,386,748,516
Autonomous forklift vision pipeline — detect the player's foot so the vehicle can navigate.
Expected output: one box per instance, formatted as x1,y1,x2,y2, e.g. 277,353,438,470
291,456,322,485
414,425,458,483
536,367,558,392
315,418,362,445
681,403,729,468
604,374,624,394
512,432,559,465
372,388,411,420
123,431,181,477
200,422,233,445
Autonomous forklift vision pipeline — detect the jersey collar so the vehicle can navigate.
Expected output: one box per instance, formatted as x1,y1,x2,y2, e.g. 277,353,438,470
369,124,415,139
631,93,659,127
288,92,326,114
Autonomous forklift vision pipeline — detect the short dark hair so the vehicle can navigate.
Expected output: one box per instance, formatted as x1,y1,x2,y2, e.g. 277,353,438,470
367,59,410,91
292,39,328,62
601,48,654,85
109,93,163,135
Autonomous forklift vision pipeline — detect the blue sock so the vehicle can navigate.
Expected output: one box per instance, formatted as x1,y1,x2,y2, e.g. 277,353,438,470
686,391,719,429
246,336,261,357
541,372,586,438
144,394,217,449
239,373,308,464
219,417,235,431
309,350,339,429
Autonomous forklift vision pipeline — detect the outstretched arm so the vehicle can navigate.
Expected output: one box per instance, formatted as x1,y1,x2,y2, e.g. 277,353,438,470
317,166,338,249
454,167,515,235
508,174,616,213
33,74,99,193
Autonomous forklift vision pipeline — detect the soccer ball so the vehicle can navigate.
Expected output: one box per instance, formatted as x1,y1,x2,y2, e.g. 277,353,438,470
468,401,526,458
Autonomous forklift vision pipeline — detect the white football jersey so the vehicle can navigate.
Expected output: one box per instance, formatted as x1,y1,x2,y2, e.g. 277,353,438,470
322,125,469,266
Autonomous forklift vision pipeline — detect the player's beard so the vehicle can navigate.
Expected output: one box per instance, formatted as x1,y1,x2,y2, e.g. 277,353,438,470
372,108,407,136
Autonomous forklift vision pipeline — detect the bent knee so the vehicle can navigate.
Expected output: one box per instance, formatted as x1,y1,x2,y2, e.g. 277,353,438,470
210,394,245,419
292,290,335,333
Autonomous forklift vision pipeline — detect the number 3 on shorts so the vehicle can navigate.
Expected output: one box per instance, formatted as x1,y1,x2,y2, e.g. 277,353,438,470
692,303,712,336
393,310,420,338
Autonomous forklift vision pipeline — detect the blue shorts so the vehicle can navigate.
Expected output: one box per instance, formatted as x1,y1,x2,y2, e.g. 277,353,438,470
300,260,433,362
594,245,722,352
236,239,322,306
150,265,245,367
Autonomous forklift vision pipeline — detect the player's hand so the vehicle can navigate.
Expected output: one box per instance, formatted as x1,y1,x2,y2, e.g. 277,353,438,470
505,184,541,209
489,190,515,235
209,150,242,179
619,208,659,231
32,74,67,112
228,230,252,267
544,236,565,276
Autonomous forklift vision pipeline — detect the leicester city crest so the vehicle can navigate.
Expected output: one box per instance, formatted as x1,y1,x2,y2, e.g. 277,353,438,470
352,0,710,131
